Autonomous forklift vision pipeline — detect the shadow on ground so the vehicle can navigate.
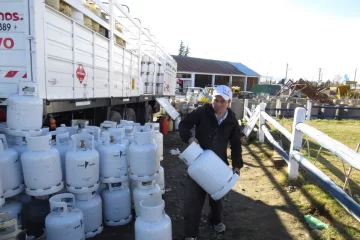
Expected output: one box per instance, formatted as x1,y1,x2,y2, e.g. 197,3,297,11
94,131,317,240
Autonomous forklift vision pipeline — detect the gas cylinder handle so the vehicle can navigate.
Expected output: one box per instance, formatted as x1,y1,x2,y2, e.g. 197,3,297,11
56,132,69,145
0,134,8,151
100,132,111,145
50,201,68,214
71,133,94,151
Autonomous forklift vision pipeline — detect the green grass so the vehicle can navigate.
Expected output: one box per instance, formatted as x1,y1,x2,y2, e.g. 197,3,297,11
258,119,360,239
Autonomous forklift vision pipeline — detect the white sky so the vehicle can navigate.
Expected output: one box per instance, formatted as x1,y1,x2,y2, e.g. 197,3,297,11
119,0,360,82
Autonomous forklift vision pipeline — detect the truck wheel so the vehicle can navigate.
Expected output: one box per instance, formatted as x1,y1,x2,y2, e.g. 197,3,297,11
124,108,136,122
145,105,153,123
108,110,122,124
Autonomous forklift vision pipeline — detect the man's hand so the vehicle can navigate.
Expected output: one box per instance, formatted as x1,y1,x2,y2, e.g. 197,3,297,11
233,168,240,175
188,137,198,144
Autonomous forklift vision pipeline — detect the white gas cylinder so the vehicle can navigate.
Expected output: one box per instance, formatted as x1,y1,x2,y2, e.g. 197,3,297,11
66,133,100,194
56,124,78,136
123,126,134,143
0,200,23,238
81,126,101,143
129,127,158,181
133,180,162,217
0,134,24,198
6,87,43,131
155,166,165,195
179,142,239,200
101,181,132,226
54,132,71,182
45,193,85,240
71,119,89,130
21,134,64,196
135,199,172,240
75,192,103,238
7,135,28,159
107,128,130,147
97,132,128,183
100,121,117,132
151,123,163,161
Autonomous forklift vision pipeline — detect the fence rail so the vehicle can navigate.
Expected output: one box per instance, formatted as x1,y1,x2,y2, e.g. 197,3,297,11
242,102,360,222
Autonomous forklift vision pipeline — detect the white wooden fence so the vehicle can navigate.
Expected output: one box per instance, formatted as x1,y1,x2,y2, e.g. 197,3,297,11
242,102,360,222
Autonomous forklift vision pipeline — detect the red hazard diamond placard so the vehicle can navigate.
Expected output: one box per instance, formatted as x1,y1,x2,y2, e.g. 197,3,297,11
76,64,86,84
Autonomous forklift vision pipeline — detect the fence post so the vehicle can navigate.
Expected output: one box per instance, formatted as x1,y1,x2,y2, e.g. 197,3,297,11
306,100,312,120
258,103,266,143
244,99,249,120
289,107,306,180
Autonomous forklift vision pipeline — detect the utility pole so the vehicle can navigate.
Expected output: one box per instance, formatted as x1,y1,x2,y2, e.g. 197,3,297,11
354,68,357,81
318,68,322,82
285,63,288,81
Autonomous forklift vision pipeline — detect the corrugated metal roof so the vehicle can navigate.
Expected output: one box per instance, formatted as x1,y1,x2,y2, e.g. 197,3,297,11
172,55,261,77
172,56,245,75
228,62,261,77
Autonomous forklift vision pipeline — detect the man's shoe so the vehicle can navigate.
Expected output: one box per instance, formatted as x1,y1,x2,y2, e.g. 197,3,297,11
212,222,226,233
184,238,197,240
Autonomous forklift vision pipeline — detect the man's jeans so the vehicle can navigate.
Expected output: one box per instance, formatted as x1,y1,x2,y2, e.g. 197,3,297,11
184,175,223,238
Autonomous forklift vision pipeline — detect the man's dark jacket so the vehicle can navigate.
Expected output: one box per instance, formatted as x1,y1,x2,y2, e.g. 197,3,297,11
178,104,243,169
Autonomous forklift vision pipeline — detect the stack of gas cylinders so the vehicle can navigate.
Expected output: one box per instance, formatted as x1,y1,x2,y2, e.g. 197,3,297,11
0,93,172,240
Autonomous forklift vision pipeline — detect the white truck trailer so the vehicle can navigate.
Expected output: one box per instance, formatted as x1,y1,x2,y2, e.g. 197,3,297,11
0,0,177,127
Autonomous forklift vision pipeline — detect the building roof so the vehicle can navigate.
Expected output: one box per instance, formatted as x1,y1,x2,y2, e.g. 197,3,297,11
172,55,261,77
228,62,261,77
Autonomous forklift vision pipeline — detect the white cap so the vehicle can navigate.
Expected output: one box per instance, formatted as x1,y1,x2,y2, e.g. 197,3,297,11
212,85,232,101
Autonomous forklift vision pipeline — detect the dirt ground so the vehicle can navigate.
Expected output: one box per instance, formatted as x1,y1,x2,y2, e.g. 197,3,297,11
94,131,314,240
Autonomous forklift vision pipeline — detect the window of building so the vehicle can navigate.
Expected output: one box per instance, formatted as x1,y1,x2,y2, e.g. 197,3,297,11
177,73,191,78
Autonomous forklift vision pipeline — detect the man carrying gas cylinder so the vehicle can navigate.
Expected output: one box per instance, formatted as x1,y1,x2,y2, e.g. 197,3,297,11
178,85,243,240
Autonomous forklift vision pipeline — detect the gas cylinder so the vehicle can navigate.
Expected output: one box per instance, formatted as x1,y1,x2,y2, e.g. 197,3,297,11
6,89,43,131
155,166,165,195
135,199,172,240
101,181,132,226
97,132,128,183
100,121,117,132
75,192,103,238
159,117,168,134
7,135,28,159
21,134,63,196
179,142,239,200
54,132,71,182
66,133,100,194
123,126,134,143
45,193,85,240
151,123,163,161
81,126,101,144
133,180,162,217
21,195,50,238
144,123,153,130
107,128,130,147
56,124,78,136
71,119,89,130
0,134,24,198
168,119,174,132
129,127,158,181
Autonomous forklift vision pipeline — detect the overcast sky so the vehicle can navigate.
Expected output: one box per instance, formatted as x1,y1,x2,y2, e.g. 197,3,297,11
118,0,360,82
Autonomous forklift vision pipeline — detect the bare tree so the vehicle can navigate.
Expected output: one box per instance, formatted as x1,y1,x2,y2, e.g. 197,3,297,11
332,74,343,87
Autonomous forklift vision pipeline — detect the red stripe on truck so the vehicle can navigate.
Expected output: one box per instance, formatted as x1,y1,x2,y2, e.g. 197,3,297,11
4,71,18,78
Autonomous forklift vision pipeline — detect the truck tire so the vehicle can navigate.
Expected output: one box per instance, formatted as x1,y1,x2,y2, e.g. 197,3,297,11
124,108,136,122
108,110,122,124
